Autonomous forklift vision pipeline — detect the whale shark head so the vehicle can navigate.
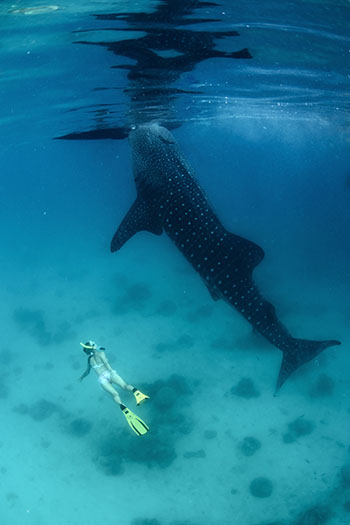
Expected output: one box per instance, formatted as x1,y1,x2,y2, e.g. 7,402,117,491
129,122,175,150
128,123,179,189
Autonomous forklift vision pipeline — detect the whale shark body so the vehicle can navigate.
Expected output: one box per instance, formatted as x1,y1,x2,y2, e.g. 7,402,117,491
111,123,340,392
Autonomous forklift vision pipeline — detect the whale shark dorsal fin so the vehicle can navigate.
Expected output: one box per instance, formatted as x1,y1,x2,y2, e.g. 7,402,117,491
225,232,265,271
110,196,163,252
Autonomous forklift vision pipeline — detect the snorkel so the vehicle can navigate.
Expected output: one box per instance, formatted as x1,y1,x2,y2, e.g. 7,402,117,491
80,341,105,353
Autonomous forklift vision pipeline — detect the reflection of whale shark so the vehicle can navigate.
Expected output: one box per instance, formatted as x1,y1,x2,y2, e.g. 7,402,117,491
56,0,252,140
111,124,340,392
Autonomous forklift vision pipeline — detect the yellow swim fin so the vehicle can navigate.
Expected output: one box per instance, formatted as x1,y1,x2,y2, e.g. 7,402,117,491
133,388,150,405
120,405,149,436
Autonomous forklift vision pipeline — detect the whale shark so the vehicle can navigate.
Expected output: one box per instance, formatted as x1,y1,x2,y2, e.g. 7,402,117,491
111,123,340,392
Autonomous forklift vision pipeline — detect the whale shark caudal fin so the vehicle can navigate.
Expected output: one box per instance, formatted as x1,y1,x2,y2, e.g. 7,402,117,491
111,196,163,252
275,338,341,393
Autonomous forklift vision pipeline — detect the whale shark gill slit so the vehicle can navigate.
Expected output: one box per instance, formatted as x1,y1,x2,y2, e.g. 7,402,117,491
111,123,341,392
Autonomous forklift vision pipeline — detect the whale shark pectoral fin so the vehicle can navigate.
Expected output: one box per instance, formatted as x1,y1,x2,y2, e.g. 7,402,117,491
226,232,265,271
275,339,341,393
110,196,163,252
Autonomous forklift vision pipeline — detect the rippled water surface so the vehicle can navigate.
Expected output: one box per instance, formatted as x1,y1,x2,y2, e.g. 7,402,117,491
1,0,349,137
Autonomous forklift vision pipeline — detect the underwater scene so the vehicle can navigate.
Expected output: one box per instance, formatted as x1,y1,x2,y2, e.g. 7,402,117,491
0,0,349,524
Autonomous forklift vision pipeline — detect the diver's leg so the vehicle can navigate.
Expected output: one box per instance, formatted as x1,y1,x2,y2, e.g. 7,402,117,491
110,371,134,392
110,372,149,405
100,380,122,405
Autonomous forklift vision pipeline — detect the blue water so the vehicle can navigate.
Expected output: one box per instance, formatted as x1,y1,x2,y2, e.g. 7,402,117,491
0,1,349,524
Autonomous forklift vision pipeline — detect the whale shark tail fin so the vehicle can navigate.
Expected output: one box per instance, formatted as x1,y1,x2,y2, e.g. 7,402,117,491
230,48,252,59
275,338,341,394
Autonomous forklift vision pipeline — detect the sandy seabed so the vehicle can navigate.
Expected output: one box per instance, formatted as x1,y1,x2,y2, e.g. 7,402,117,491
1,233,349,525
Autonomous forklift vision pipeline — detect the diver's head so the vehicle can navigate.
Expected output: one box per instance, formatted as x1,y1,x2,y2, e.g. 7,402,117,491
80,341,105,355
80,341,96,355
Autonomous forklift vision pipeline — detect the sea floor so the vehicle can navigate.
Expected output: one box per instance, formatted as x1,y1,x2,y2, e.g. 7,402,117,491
1,234,349,525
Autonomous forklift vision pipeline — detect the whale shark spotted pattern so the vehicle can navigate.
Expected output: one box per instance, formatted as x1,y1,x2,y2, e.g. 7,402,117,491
111,123,340,392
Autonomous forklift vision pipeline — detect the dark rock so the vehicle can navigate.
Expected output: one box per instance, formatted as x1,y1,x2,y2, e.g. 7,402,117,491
187,305,213,322
98,454,124,476
96,374,194,475
68,418,92,437
341,462,350,485
127,437,177,469
251,522,285,525
183,449,206,458
309,374,335,398
289,417,314,436
156,300,177,316
282,432,296,443
52,321,76,344
153,386,177,408
239,436,261,456
130,518,162,525
112,282,152,314
283,417,315,443
154,341,172,352
170,522,198,525
231,378,260,398
177,334,194,349
343,500,350,512
97,424,177,474
125,283,152,309
173,414,193,435
29,400,57,421
13,308,51,346
168,374,192,396
249,477,273,498
293,504,332,525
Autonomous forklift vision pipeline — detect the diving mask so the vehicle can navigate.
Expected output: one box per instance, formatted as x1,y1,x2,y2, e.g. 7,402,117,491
80,341,105,351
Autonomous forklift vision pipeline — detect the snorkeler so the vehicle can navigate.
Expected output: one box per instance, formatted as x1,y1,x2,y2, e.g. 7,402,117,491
79,341,150,435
